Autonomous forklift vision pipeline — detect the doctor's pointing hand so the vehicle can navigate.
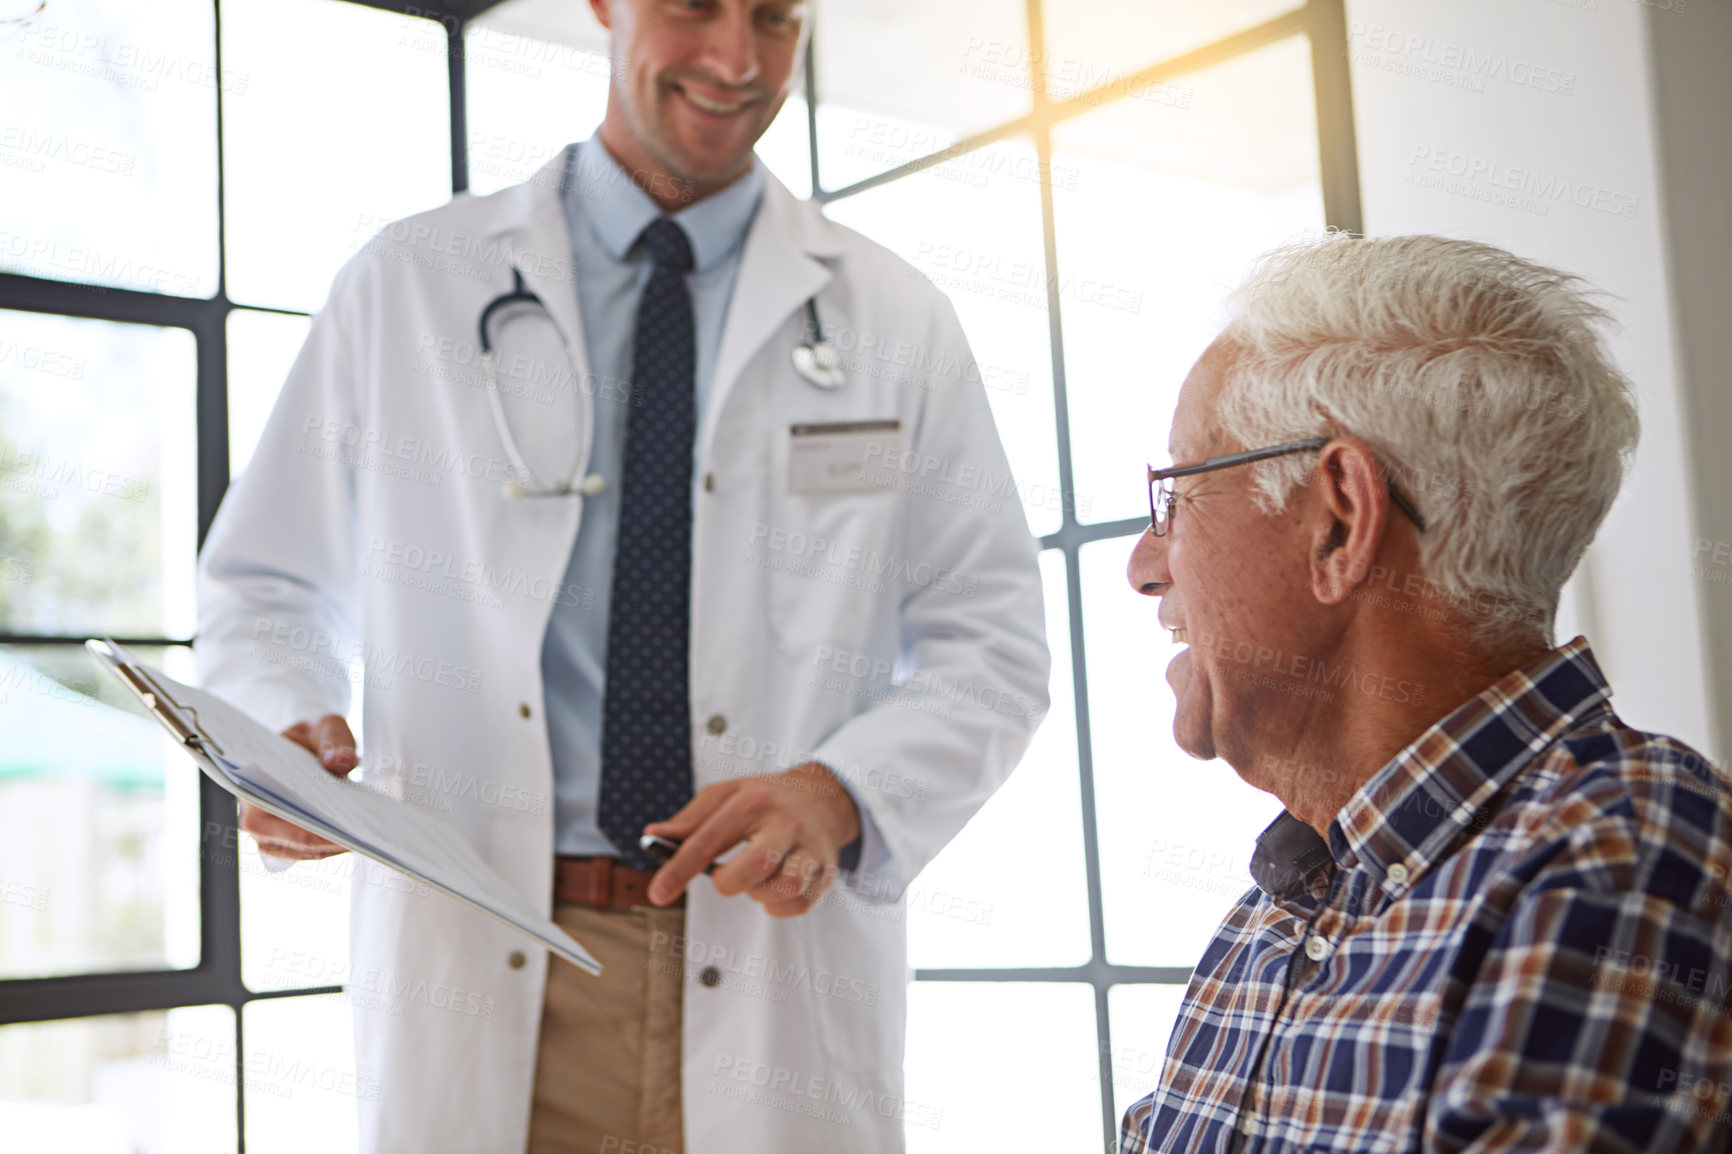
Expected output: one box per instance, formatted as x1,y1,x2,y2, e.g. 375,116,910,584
644,760,862,915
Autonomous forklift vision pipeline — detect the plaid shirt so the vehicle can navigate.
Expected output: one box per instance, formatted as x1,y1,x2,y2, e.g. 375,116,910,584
1120,638,1732,1153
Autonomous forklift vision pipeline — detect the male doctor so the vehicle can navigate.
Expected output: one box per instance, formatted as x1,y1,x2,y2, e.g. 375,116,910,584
195,0,1047,1151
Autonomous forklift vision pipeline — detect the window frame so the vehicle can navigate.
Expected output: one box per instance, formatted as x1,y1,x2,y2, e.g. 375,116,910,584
813,3,1361,1142
0,0,1361,1146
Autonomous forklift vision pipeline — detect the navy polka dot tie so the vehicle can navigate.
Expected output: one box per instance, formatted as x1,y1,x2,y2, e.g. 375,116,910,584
599,218,697,871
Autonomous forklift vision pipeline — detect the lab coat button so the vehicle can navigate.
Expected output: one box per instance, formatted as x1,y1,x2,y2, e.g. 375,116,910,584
706,714,726,736
508,951,526,970
700,966,721,988
519,703,532,719
703,472,715,493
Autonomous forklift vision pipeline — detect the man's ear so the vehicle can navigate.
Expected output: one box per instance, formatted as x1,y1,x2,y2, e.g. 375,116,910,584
589,0,613,31
1308,437,1390,606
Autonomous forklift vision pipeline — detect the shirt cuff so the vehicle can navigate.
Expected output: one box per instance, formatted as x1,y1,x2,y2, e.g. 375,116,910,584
818,762,891,883
258,847,297,874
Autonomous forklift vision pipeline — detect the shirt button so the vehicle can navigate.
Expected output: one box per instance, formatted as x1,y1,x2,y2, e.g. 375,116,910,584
700,965,722,988
1387,862,1409,886
1305,934,1329,962
519,703,532,719
706,714,726,736
1238,1112,1255,1134
580,473,606,496
508,951,526,970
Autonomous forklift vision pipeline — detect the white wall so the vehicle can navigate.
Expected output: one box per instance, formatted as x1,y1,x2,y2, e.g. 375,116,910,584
1343,0,1715,757
1645,0,1732,766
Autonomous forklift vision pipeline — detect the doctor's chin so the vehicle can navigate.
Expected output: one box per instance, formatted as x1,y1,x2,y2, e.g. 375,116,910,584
3,2,1731,1153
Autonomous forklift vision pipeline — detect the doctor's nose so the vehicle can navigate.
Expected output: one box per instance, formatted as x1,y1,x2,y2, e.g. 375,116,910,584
693,7,761,87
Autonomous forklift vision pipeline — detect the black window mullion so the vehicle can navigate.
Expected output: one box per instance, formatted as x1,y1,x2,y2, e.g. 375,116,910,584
449,15,469,195
803,28,821,196
0,634,190,647
1016,0,1124,1141
209,0,244,1142
0,274,219,327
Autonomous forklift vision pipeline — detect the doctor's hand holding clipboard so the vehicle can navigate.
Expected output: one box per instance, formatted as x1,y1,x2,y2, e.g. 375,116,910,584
240,713,358,862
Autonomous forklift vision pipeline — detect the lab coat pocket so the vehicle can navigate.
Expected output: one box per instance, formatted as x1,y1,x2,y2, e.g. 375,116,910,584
758,421,901,654
761,488,897,654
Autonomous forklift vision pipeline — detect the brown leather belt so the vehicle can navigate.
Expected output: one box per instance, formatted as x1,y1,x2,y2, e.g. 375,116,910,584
553,855,681,910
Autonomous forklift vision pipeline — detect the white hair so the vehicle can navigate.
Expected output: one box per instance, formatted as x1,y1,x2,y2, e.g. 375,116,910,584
1215,233,1639,650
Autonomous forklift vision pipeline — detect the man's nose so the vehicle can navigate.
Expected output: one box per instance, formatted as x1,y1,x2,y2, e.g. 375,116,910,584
1126,527,1171,597
694,8,761,87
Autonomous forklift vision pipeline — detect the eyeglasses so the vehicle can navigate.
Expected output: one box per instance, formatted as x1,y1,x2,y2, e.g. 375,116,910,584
1146,437,1428,537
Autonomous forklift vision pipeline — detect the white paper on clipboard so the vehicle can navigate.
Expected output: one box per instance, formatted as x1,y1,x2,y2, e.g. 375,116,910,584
86,638,601,975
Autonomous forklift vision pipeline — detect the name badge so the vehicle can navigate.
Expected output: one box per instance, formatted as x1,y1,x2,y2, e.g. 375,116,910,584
788,420,901,496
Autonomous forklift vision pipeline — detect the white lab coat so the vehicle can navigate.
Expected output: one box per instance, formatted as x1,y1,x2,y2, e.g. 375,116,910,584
196,146,1048,1153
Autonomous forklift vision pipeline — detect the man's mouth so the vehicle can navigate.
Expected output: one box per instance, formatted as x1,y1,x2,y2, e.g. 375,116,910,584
677,85,753,115
1171,628,1189,645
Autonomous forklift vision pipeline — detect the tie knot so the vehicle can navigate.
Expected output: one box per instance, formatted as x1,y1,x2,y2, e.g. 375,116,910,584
637,217,693,272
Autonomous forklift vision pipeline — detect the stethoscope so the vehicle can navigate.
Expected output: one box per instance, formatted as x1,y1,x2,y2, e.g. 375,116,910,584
792,298,845,388
479,267,594,500
479,268,847,499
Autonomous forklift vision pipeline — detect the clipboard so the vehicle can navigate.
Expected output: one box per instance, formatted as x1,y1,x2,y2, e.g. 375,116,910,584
87,637,602,975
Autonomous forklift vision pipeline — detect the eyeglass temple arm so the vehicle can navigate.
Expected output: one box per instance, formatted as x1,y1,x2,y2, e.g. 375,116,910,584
1148,438,1330,483
1149,437,1427,532
1385,484,1427,533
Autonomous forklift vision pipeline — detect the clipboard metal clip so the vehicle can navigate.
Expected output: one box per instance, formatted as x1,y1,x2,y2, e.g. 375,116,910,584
86,637,225,759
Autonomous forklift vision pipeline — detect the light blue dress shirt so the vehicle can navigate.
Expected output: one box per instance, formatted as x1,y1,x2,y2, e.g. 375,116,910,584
542,136,765,855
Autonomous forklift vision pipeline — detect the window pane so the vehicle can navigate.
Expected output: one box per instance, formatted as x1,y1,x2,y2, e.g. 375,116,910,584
1053,35,1325,524
1079,535,1283,967
227,309,311,480
243,995,361,1154
823,139,1063,537
1107,983,1188,1125
463,26,610,198
0,644,201,979
754,97,814,200
814,0,1029,191
0,310,197,638
241,838,350,997
908,551,1088,968
222,0,451,312
904,982,1098,1150
1041,0,1302,101
0,0,219,297
0,1005,233,1153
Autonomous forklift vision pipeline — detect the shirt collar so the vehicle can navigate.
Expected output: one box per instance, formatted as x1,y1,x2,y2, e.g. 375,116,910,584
1250,636,1613,904
569,134,765,273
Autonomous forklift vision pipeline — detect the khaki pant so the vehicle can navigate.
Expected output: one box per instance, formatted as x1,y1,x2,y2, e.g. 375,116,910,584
526,903,686,1154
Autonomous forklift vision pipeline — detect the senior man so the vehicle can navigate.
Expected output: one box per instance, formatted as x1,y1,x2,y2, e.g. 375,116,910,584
1121,234,1732,1153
